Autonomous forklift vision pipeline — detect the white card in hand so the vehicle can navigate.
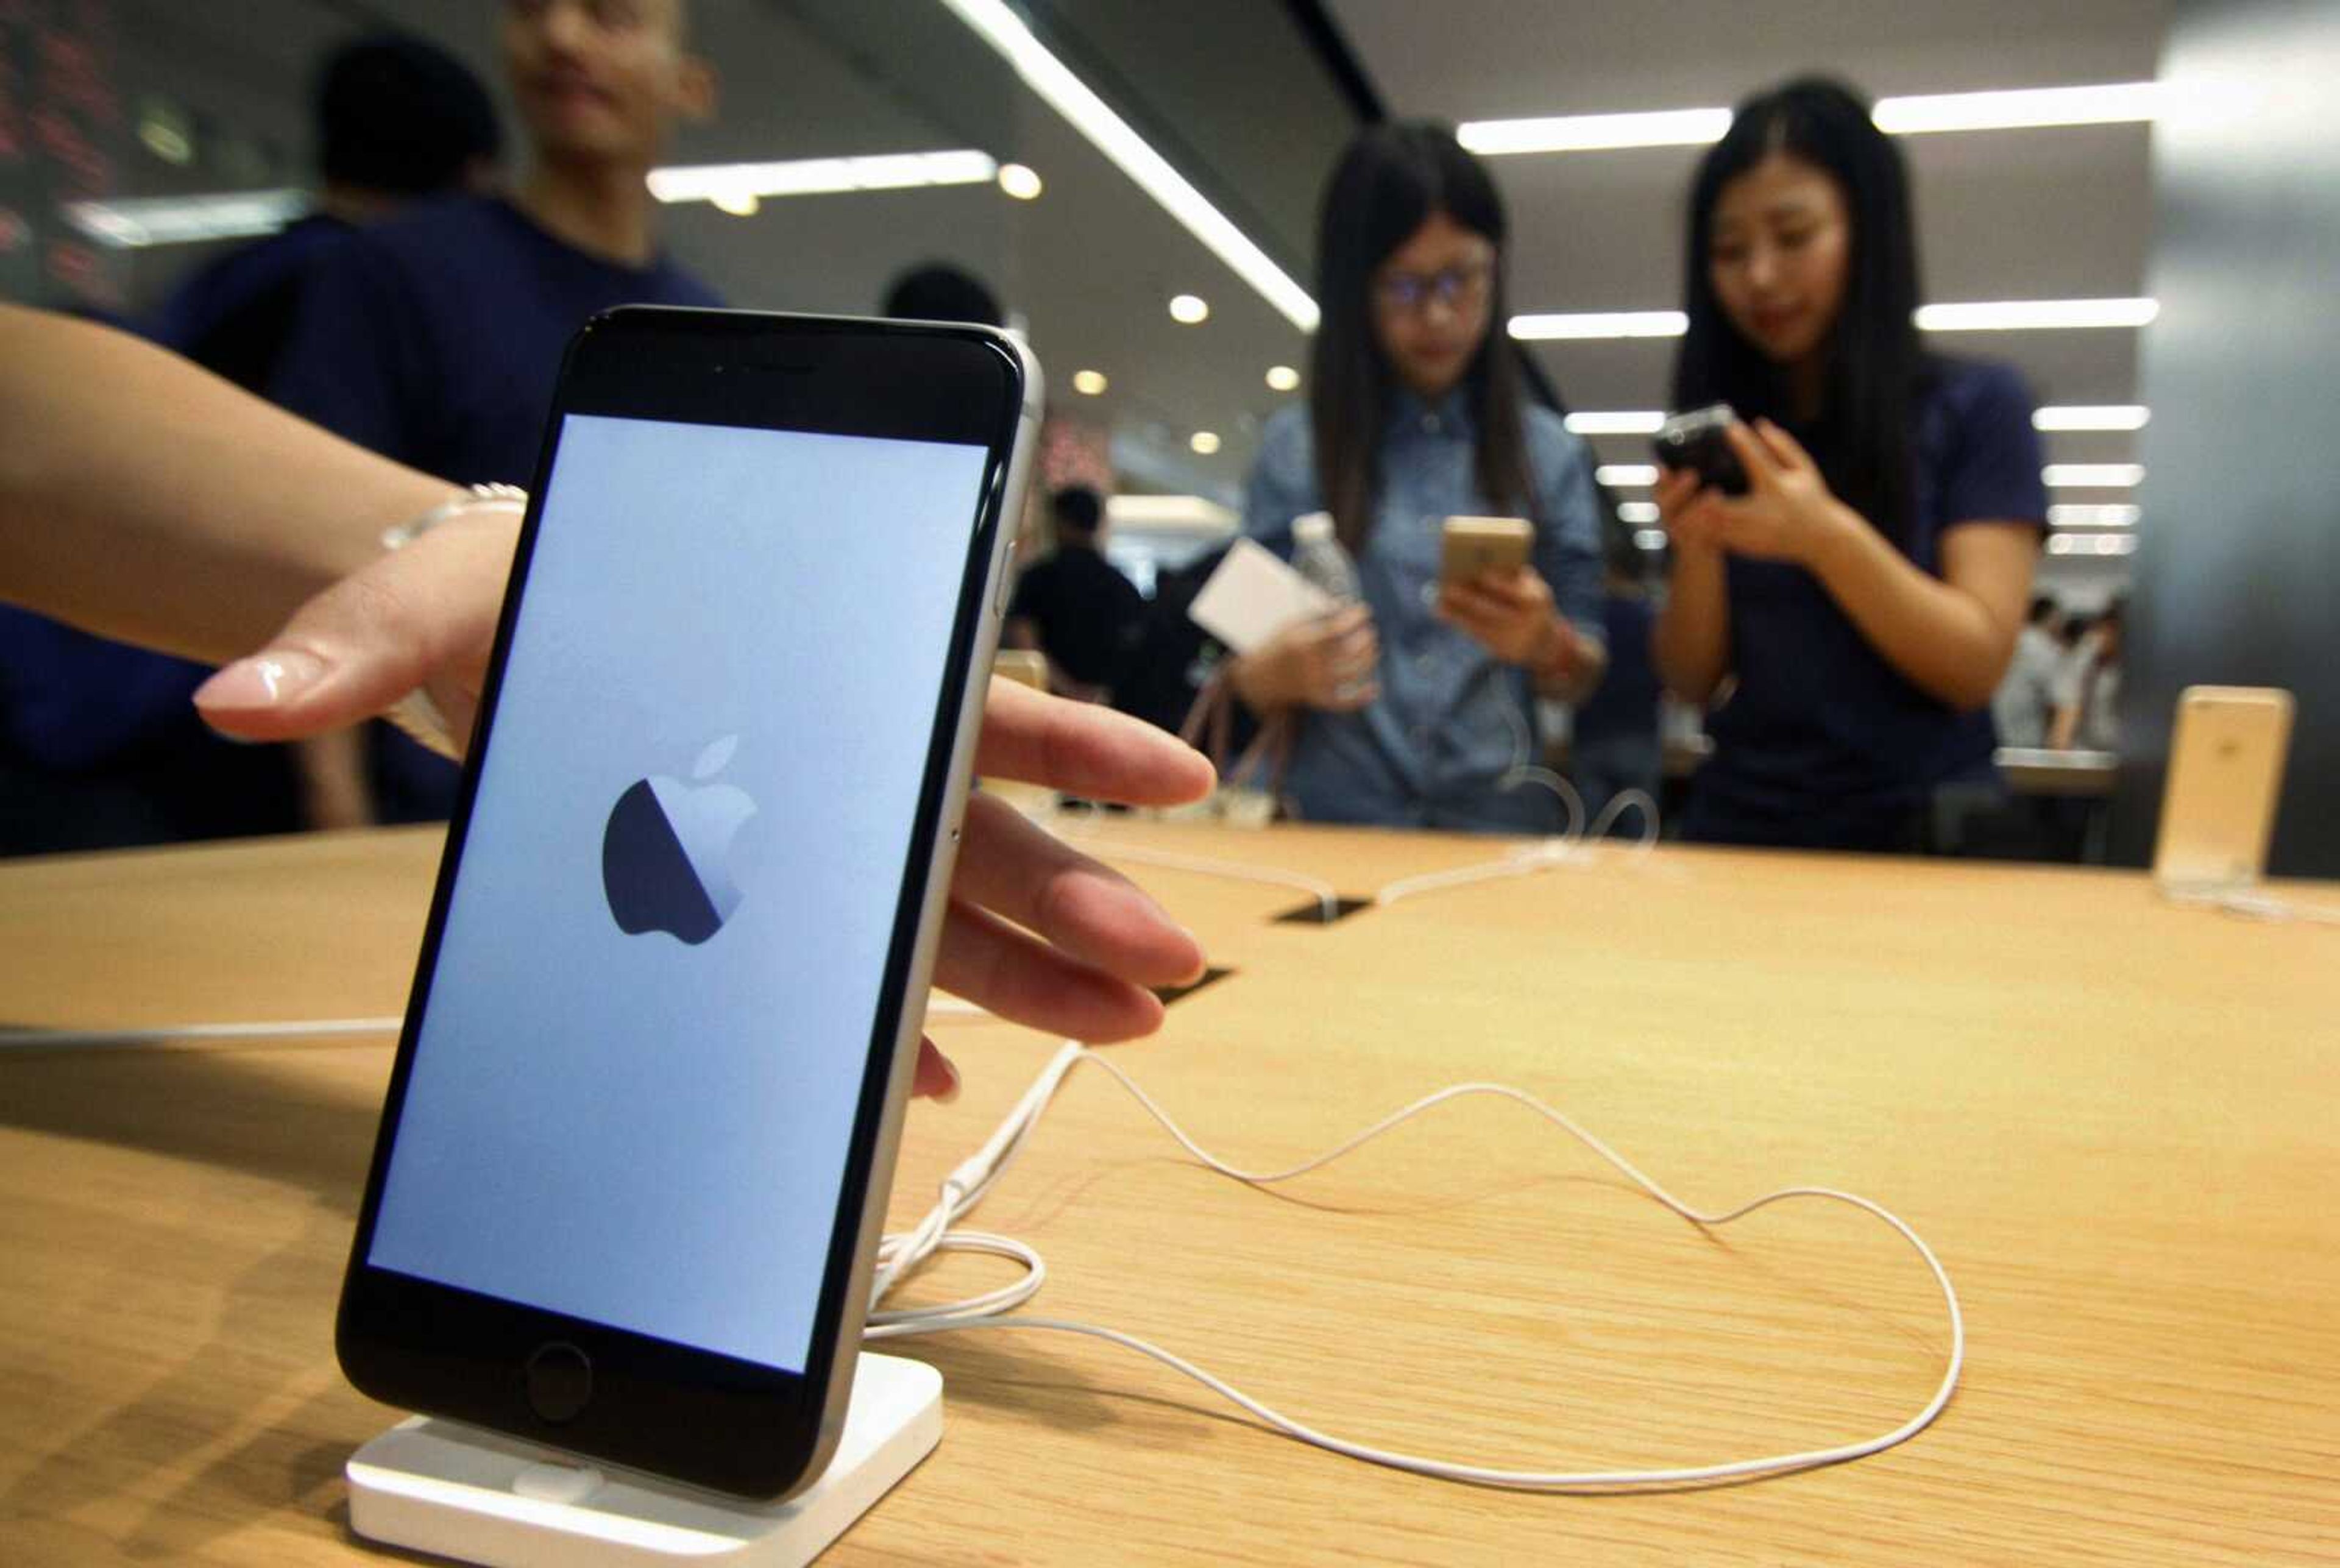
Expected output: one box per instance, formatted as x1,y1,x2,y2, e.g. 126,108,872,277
1188,537,1336,655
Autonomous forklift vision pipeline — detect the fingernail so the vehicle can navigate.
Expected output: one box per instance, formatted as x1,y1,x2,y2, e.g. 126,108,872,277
196,650,326,710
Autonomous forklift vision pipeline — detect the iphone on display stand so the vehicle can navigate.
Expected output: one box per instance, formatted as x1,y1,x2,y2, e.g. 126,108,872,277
336,307,1040,1559
2153,686,2294,893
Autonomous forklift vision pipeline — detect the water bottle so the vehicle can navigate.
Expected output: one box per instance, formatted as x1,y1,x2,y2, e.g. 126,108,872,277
1289,511,1373,708
1291,511,1362,605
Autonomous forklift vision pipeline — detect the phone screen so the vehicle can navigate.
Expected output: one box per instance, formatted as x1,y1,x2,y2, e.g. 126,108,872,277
364,411,992,1375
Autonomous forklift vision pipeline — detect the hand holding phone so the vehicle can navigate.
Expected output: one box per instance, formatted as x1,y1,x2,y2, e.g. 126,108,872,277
1440,514,1534,586
1653,404,1750,496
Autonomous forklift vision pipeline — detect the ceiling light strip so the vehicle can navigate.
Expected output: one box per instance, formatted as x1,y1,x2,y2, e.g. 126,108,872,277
1462,81,2161,157
647,150,995,204
937,0,1318,332
1513,298,2156,342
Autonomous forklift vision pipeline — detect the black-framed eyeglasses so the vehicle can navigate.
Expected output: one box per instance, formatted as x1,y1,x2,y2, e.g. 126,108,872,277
1374,261,1494,314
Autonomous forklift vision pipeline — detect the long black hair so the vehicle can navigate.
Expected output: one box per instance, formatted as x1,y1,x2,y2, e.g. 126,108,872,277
1672,77,1928,547
1310,122,1532,554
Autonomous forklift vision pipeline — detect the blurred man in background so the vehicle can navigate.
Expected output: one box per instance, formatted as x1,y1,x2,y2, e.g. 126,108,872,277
1991,594,2066,751
1004,486,1143,704
268,0,723,823
0,33,501,855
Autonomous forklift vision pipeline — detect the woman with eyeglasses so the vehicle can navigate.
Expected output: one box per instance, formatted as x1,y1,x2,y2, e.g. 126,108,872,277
1228,121,1606,832
1653,78,2047,853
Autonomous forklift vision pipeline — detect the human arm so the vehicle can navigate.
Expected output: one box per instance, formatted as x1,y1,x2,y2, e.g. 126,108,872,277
1650,466,1733,703
1666,419,2037,712
0,304,458,665
1437,414,1609,700
1222,411,1380,714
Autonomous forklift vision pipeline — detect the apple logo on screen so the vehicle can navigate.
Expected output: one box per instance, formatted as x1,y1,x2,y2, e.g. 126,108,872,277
601,734,759,945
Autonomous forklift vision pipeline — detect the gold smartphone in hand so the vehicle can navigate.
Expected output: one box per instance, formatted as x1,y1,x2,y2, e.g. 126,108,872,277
1440,515,1533,586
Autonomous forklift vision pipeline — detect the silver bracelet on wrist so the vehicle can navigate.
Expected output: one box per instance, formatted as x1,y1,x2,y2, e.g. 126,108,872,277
380,482,527,552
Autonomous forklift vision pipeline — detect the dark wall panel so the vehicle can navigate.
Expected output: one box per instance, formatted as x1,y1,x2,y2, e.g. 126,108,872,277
2114,0,2340,874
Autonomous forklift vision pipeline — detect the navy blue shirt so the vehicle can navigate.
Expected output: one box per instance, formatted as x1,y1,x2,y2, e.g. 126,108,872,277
270,195,722,488
148,213,352,392
1684,358,2048,850
268,196,722,818
1243,393,1606,834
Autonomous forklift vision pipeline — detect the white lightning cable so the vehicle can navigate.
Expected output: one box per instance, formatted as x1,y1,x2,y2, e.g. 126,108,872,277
0,1016,403,1051
2162,885,2340,926
869,1040,1964,1491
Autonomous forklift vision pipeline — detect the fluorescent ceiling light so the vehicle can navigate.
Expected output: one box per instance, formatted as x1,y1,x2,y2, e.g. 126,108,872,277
1107,494,1238,534
63,188,307,249
2049,504,2142,528
1459,107,1732,156
1617,501,1661,524
1597,464,1660,487
1872,82,2162,135
938,0,1318,332
1918,298,2159,331
1565,410,1667,435
1634,528,1671,551
2033,405,2150,431
2044,464,2146,488
648,150,995,204
1463,81,2162,157
2047,533,2140,556
1516,299,2154,341
1511,311,1687,341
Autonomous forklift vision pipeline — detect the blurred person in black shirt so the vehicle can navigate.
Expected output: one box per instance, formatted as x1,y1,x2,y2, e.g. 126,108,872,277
151,33,502,391
881,261,1004,328
1005,486,1143,703
0,34,501,856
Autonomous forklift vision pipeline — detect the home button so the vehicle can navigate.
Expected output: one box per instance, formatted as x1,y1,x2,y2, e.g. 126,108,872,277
524,1342,593,1423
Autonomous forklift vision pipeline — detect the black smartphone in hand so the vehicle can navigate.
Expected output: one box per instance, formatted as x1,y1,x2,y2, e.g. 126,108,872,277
336,307,1038,1501
1653,404,1750,496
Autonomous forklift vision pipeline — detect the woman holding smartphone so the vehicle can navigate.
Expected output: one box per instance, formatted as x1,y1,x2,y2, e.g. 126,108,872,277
1653,78,2046,851
1232,121,1607,833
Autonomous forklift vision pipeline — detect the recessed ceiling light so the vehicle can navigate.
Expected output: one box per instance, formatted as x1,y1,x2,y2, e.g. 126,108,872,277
648,149,997,205
1634,528,1670,551
996,162,1043,200
1596,464,1660,487
1266,364,1300,392
1617,501,1661,524
2043,464,2146,488
1072,369,1108,396
1190,431,1221,455
1565,410,1667,435
2033,405,2151,431
938,0,1319,332
2046,533,2140,556
710,189,760,218
1169,294,1210,325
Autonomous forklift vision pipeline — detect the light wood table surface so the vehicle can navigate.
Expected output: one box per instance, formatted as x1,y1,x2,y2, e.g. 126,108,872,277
1,820,2334,1565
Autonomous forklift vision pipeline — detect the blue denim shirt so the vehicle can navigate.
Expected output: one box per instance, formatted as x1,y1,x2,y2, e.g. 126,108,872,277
1241,392,1606,832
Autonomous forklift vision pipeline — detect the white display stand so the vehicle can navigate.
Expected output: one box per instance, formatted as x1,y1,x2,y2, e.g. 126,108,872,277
346,1353,941,1566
